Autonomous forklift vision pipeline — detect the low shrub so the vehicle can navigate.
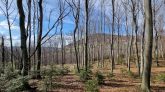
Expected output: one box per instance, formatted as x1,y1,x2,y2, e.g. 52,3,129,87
127,71,134,77
120,68,134,78
42,76,53,92
0,76,7,91
120,68,127,74
0,66,4,74
0,64,31,92
55,67,70,76
156,74,165,82
4,65,19,80
41,66,70,77
107,72,114,79
5,76,31,92
79,69,91,81
95,71,104,85
85,79,99,92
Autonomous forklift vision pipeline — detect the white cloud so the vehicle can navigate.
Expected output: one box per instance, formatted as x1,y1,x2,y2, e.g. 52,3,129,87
63,18,74,24
42,35,73,47
0,19,19,31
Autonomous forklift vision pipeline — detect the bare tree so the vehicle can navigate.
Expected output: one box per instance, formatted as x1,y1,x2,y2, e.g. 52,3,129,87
32,0,37,71
152,0,163,67
130,0,140,76
139,0,145,76
66,0,81,72
85,0,89,71
141,0,153,91
0,0,15,70
58,0,65,67
36,0,43,78
17,0,29,76
111,0,115,73
122,0,129,67
27,0,32,71
1,36,5,73
116,2,122,63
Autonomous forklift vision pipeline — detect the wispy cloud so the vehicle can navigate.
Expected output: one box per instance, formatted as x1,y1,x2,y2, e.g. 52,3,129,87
0,19,19,31
63,17,74,25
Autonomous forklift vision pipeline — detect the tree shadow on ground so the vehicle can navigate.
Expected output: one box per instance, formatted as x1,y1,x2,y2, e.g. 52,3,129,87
152,86,165,92
52,82,84,90
102,81,134,88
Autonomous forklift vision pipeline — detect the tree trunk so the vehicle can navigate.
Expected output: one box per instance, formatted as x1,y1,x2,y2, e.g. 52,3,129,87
155,32,159,66
85,0,89,71
73,0,80,72
33,0,36,71
60,18,64,67
17,0,29,76
36,0,43,79
141,0,153,91
6,16,14,70
140,24,145,76
1,36,5,73
27,0,32,71
111,0,115,73
128,29,133,71
133,17,140,76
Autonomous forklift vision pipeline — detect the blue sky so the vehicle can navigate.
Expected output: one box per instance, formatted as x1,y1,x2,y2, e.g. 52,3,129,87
0,0,165,46
0,0,145,46
0,0,76,46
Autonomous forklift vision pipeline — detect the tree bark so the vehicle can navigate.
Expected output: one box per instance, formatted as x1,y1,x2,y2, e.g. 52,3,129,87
1,36,5,73
36,0,43,79
85,0,89,71
140,23,145,76
33,0,36,71
69,0,81,72
141,0,153,91
111,0,115,73
27,0,32,71
133,16,140,76
17,0,29,76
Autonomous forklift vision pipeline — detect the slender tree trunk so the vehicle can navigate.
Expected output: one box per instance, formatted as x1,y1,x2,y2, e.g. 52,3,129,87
17,0,29,76
100,0,103,68
117,22,120,64
128,30,133,71
59,1,64,67
85,0,89,71
155,32,159,66
141,0,153,91
36,0,43,79
60,19,64,67
1,36,5,73
125,10,129,66
133,17,140,76
27,0,32,71
131,0,140,75
111,0,115,73
160,39,164,59
153,0,159,67
73,0,80,72
7,18,14,70
74,30,80,72
140,24,145,76
101,44,104,67
33,0,36,71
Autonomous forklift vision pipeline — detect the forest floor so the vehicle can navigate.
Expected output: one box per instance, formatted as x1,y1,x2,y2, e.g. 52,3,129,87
29,60,165,92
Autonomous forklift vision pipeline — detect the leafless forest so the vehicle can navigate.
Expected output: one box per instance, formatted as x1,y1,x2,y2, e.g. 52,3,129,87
0,0,165,92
